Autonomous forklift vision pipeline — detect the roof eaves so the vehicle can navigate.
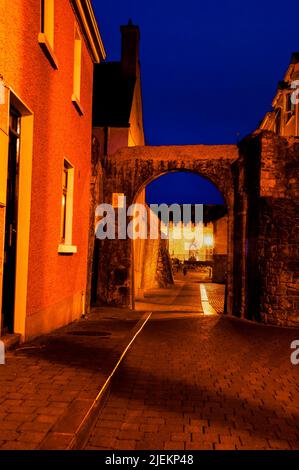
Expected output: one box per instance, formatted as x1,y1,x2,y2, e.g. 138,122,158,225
70,0,106,63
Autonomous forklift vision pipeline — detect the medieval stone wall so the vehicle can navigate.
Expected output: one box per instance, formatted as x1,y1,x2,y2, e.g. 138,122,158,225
92,136,298,326
237,130,299,325
133,194,173,300
257,133,299,326
257,198,299,326
86,133,104,312
156,240,174,287
138,237,173,297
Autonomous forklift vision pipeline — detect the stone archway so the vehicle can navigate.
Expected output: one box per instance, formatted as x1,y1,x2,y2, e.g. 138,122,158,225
131,170,230,309
91,132,299,327
98,144,238,314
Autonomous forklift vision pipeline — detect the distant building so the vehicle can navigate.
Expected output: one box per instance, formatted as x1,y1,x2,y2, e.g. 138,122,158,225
168,221,214,262
260,53,299,136
0,0,105,341
93,20,145,155
167,206,228,283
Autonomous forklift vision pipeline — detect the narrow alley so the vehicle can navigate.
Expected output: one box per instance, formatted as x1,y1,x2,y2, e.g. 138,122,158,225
84,275,299,451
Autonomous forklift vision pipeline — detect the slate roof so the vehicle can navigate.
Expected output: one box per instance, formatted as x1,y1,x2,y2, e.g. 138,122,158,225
93,61,136,127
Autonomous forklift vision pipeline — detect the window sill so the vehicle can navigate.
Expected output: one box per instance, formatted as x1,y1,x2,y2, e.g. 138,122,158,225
58,244,77,255
38,33,59,70
71,94,84,116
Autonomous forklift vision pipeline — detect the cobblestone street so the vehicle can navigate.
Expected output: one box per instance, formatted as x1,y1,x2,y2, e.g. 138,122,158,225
0,276,298,450
204,284,225,314
86,277,299,450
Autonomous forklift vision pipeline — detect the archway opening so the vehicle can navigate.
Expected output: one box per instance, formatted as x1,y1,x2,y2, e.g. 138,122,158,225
132,170,229,315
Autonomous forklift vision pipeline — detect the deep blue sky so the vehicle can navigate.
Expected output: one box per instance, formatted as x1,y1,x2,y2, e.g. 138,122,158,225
145,172,225,205
93,0,298,202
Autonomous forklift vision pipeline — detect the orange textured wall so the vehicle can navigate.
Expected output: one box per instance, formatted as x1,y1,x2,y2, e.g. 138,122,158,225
1,0,94,319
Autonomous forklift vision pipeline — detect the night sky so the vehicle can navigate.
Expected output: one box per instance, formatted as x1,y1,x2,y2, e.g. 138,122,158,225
93,0,298,203
145,172,225,205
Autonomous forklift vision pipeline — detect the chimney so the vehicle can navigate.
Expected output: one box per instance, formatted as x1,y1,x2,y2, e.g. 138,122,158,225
120,19,140,79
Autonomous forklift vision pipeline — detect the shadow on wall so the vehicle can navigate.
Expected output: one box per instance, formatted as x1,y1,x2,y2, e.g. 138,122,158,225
133,189,173,301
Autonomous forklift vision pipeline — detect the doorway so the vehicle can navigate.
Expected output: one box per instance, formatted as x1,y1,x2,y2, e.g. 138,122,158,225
1,106,21,333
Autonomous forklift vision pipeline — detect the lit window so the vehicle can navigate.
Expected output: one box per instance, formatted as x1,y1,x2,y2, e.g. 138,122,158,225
72,26,83,113
38,0,58,68
58,160,77,253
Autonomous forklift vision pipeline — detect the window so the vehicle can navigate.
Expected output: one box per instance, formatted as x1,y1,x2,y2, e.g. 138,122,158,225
38,0,58,69
58,160,77,254
60,165,68,242
72,27,83,114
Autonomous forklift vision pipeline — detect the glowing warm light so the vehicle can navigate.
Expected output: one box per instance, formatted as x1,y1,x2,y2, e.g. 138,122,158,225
203,234,214,247
200,285,217,316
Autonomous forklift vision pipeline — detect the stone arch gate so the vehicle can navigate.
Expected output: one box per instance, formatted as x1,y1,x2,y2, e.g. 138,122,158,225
90,132,299,327
97,144,239,316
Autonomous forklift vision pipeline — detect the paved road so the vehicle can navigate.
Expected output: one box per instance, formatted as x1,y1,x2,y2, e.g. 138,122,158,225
135,275,204,314
85,277,299,450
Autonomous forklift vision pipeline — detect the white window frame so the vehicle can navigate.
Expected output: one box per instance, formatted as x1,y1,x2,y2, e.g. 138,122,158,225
58,159,77,254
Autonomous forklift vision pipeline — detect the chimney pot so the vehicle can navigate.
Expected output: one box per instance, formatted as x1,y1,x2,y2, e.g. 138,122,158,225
120,21,140,79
